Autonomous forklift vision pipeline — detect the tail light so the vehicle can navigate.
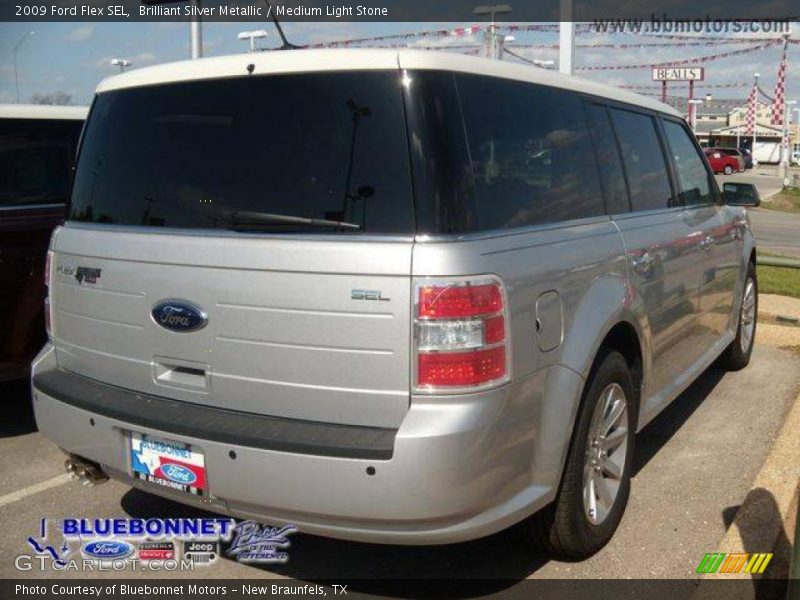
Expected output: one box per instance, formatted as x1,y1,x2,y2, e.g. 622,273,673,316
44,250,53,338
414,277,510,391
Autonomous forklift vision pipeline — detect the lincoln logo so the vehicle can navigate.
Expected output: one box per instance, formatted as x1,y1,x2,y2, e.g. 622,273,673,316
151,300,207,333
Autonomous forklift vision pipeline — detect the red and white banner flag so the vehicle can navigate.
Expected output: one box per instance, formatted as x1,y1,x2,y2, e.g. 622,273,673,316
745,84,758,135
770,41,788,126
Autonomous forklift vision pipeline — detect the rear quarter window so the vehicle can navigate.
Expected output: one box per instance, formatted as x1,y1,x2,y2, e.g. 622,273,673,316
454,74,606,231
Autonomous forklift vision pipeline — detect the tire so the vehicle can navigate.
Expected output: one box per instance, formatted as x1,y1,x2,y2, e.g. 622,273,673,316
719,262,757,371
724,165,733,175
521,350,636,559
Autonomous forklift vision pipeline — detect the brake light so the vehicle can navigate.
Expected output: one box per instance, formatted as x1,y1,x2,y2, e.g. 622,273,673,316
414,277,509,391
44,250,53,338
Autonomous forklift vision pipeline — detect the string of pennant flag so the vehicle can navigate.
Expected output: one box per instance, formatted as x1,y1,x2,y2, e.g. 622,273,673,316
301,24,790,130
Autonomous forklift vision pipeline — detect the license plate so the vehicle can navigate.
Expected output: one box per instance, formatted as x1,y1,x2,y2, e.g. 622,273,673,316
130,432,206,496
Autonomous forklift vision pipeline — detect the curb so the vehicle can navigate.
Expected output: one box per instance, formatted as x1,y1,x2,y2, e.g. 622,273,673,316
760,313,800,328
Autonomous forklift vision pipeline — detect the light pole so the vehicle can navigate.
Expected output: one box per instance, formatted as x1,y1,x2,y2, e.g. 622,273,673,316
13,31,36,104
110,58,132,72
473,4,512,59
237,30,268,53
783,100,798,182
688,99,704,135
794,106,800,165
752,72,760,156
559,0,574,75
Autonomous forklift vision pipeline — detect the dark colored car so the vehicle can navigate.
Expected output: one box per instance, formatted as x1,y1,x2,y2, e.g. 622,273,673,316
742,148,754,169
718,147,751,170
703,148,742,175
0,104,86,382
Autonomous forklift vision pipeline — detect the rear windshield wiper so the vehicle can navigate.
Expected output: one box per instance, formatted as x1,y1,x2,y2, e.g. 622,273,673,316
221,211,361,230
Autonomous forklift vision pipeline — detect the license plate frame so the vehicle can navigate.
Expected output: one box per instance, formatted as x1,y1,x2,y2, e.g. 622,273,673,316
129,432,206,496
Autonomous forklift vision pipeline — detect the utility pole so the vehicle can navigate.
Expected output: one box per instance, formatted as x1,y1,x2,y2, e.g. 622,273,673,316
144,0,202,59
190,0,202,59
783,100,797,184
474,4,512,59
752,72,760,156
13,31,36,104
559,0,574,75
688,99,703,135
794,106,800,163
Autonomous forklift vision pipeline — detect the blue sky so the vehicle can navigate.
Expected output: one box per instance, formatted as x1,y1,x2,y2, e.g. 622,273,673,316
0,21,797,111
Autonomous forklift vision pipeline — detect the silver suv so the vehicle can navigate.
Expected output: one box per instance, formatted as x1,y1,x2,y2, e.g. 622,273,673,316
32,50,759,558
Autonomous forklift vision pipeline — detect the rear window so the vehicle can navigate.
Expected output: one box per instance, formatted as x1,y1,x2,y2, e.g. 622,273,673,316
0,118,83,207
70,72,414,234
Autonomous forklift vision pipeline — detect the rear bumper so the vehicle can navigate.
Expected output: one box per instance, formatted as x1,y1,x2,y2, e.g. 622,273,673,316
32,343,564,545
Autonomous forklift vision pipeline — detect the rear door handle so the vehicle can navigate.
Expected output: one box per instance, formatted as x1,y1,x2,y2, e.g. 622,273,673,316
631,251,654,276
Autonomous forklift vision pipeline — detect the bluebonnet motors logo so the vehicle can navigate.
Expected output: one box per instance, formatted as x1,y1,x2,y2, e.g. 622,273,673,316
226,521,297,564
16,517,235,572
17,517,299,570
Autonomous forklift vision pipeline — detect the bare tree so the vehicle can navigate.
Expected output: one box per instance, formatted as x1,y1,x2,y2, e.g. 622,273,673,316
30,91,73,106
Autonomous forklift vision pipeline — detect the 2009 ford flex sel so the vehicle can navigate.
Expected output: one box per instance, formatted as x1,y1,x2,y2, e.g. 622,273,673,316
32,49,759,558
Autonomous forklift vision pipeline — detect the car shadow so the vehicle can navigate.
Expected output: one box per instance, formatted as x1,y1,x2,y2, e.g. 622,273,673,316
0,378,37,437
632,365,726,476
121,487,549,593
723,488,792,600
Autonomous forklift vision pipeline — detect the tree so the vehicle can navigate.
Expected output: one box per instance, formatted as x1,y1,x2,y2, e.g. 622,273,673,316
30,91,73,106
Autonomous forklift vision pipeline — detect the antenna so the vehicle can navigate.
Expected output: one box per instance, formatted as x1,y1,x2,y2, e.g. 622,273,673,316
262,0,303,50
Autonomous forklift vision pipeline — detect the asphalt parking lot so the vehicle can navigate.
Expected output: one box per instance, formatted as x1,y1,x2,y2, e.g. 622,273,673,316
2,341,799,586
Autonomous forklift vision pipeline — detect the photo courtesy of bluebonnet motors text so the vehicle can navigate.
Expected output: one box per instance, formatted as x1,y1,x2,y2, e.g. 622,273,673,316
1,0,800,598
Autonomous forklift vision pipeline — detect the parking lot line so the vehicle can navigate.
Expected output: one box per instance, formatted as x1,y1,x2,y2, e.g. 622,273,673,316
0,474,71,509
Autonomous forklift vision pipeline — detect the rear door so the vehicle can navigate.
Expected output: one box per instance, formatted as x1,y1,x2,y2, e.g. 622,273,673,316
50,69,415,429
601,105,705,402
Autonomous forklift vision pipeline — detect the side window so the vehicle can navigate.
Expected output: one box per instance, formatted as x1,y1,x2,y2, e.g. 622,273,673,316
584,102,629,214
0,118,81,208
455,75,606,230
609,108,674,212
661,119,714,206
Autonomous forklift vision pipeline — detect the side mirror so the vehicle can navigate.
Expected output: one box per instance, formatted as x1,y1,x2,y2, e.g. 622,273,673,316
722,182,760,207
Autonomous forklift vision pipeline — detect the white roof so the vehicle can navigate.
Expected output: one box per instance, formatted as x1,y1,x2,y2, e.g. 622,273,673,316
0,104,88,120
96,49,682,118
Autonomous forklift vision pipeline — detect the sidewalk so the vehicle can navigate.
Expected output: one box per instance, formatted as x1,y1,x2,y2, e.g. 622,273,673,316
692,295,800,599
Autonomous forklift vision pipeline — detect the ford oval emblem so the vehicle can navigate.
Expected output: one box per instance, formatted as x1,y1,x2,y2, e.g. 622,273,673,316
161,463,197,485
82,539,135,560
151,299,207,333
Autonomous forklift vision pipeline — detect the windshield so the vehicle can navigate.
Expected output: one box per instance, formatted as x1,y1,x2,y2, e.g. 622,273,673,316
69,71,414,234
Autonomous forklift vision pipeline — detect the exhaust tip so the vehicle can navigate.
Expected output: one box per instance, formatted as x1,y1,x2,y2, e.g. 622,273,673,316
64,455,109,486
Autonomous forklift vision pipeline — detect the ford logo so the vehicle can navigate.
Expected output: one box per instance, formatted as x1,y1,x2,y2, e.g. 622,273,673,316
161,463,197,485
151,299,207,333
82,540,135,560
